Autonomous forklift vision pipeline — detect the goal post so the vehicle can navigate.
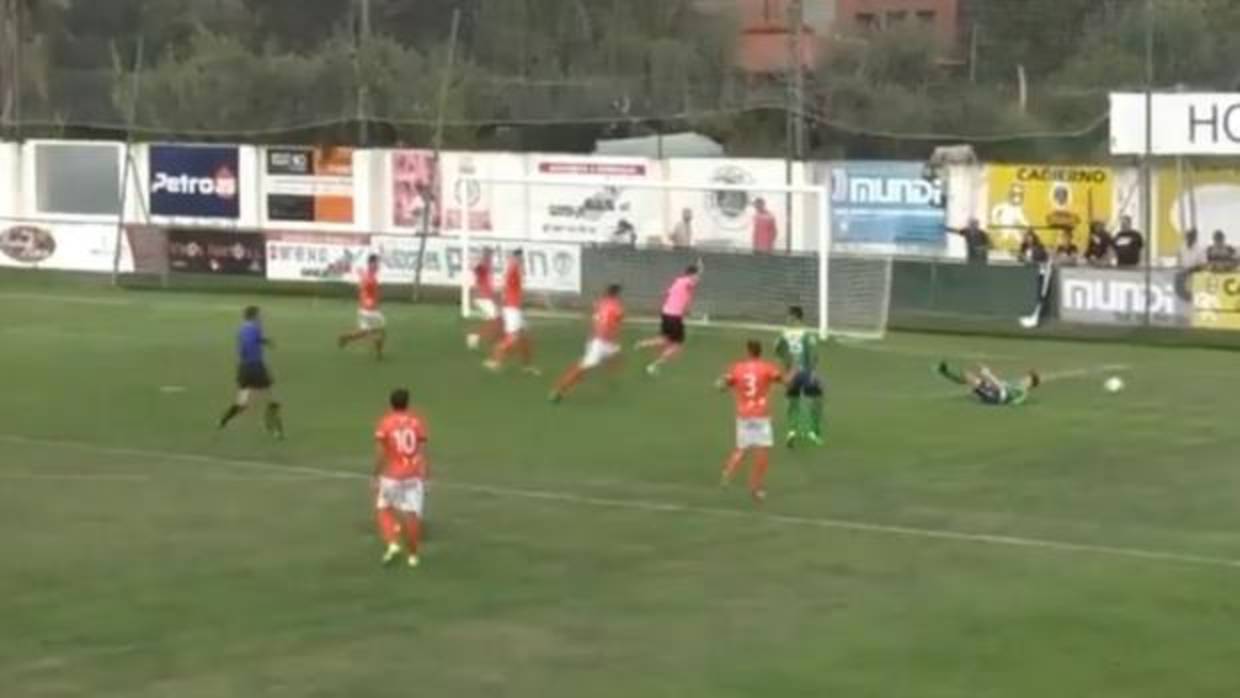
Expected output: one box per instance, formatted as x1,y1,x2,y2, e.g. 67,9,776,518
457,175,893,340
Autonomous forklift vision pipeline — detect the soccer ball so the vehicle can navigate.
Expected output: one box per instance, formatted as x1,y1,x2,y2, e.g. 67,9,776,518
466,333,480,350
1104,376,1125,393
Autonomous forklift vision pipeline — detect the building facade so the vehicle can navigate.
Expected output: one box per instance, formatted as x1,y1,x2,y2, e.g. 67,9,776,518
835,0,960,42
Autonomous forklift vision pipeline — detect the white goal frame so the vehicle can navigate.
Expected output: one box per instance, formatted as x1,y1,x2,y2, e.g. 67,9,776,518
458,175,877,340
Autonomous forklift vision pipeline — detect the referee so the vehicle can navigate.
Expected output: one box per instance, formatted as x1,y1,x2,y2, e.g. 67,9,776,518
218,305,284,439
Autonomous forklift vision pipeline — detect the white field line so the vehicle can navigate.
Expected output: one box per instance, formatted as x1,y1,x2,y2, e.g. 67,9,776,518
2,433,1239,572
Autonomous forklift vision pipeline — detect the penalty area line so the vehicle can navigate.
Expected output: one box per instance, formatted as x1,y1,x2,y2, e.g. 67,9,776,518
0,432,1237,572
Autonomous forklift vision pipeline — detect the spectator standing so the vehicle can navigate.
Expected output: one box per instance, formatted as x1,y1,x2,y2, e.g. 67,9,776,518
1084,222,1112,266
1112,215,1145,268
669,208,694,249
951,218,991,265
1017,228,1048,265
751,198,778,253
1053,230,1080,265
1179,228,1208,270
1206,230,1238,271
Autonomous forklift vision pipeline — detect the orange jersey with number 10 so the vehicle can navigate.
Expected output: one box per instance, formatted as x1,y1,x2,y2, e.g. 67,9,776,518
375,410,428,480
727,359,783,419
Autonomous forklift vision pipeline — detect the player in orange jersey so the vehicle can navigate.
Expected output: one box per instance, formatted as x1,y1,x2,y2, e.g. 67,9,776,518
717,340,785,502
549,284,625,403
484,248,539,374
466,247,501,350
373,388,429,568
338,253,386,360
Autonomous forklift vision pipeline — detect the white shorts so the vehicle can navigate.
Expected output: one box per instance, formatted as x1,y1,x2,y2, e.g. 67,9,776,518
357,309,386,331
580,338,620,369
375,477,425,516
473,298,498,321
736,418,774,449
502,307,525,335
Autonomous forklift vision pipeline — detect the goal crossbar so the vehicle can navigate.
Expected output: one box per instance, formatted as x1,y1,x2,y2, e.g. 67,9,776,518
457,176,857,340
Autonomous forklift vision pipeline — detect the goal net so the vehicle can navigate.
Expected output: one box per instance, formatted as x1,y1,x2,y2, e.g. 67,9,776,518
456,175,893,340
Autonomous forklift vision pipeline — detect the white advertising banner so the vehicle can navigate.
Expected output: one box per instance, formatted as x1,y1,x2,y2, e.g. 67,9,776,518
265,231,580,293
524,154,661,243
1111,92,1240,155
0,222,132,272
265,231,372,282
372,236,581,293
663,158,800,251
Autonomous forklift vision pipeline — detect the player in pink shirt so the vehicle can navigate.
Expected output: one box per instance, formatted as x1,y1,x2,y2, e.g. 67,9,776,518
752,197,778,253
635,262,702,375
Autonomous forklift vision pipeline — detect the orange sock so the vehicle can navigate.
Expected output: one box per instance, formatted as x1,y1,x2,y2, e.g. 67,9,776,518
402,515,422,554
555,365,585,394
722,449,745,482
748,449,770,493
376,509,401,544
517,336,533,365
490,336,514,363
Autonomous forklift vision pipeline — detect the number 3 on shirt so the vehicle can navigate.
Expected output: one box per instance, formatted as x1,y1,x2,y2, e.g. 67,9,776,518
392,428,420,455
742,372,759,399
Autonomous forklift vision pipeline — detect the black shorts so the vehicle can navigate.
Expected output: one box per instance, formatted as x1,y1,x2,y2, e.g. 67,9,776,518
660,314,686,344
236,362,273,390
786,370,823,398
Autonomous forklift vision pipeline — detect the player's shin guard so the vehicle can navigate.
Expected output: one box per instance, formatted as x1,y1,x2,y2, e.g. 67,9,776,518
402,515,421,554
377,508,401,544
554,365,585,396
722,449,745,484
808,396,824,439
748,449,770,495
264,402,284,437
938,361,966,385
785,397,802,436
219,404,244,428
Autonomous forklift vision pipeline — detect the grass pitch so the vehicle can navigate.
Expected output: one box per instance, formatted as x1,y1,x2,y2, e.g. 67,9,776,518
2,276,1240,697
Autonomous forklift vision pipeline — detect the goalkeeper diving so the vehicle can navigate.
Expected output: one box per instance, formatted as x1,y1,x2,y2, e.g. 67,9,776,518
937,361,1040,405
774,306,824,446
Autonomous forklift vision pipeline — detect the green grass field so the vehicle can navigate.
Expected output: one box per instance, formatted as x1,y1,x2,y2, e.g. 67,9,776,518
3,275,1240,697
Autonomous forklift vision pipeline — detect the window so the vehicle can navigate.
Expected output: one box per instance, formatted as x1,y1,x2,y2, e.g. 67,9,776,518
916,10,936,24
886,10,908,25
35,142,121,215
856,12,877,29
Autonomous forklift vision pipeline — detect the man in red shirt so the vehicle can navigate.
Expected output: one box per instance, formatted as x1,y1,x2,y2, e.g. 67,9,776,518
373,388,429,568
550,284,624,402
465,247,501,351
752,197,778,253
338,253,386,360
484,248,538,374
718,340,785,502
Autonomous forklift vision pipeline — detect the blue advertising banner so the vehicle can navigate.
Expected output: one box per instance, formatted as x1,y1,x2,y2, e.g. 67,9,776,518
149,145,240,219
827,161,945,245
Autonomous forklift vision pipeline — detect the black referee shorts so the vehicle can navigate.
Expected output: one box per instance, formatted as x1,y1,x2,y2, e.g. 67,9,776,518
236,361,274,390
660,314,686,344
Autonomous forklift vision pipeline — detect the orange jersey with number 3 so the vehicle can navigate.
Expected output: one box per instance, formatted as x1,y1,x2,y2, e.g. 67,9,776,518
727,359,783,419
375,410,428,480
359,269,380,311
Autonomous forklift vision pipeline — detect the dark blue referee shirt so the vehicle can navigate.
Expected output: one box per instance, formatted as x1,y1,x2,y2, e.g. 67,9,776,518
238,320,265,364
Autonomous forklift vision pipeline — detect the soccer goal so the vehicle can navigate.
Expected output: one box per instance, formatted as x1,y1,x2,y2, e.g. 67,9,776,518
457,175,893,340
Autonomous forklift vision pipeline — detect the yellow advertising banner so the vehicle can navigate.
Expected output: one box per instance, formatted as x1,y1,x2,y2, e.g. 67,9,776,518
1156,167,1240,263
986,165,1113,253
1191,272,1240,330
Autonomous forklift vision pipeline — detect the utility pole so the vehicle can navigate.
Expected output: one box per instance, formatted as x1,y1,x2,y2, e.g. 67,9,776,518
785,0,807,160
355,0,372,146
784,0,806,254
1141,0,1154,326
